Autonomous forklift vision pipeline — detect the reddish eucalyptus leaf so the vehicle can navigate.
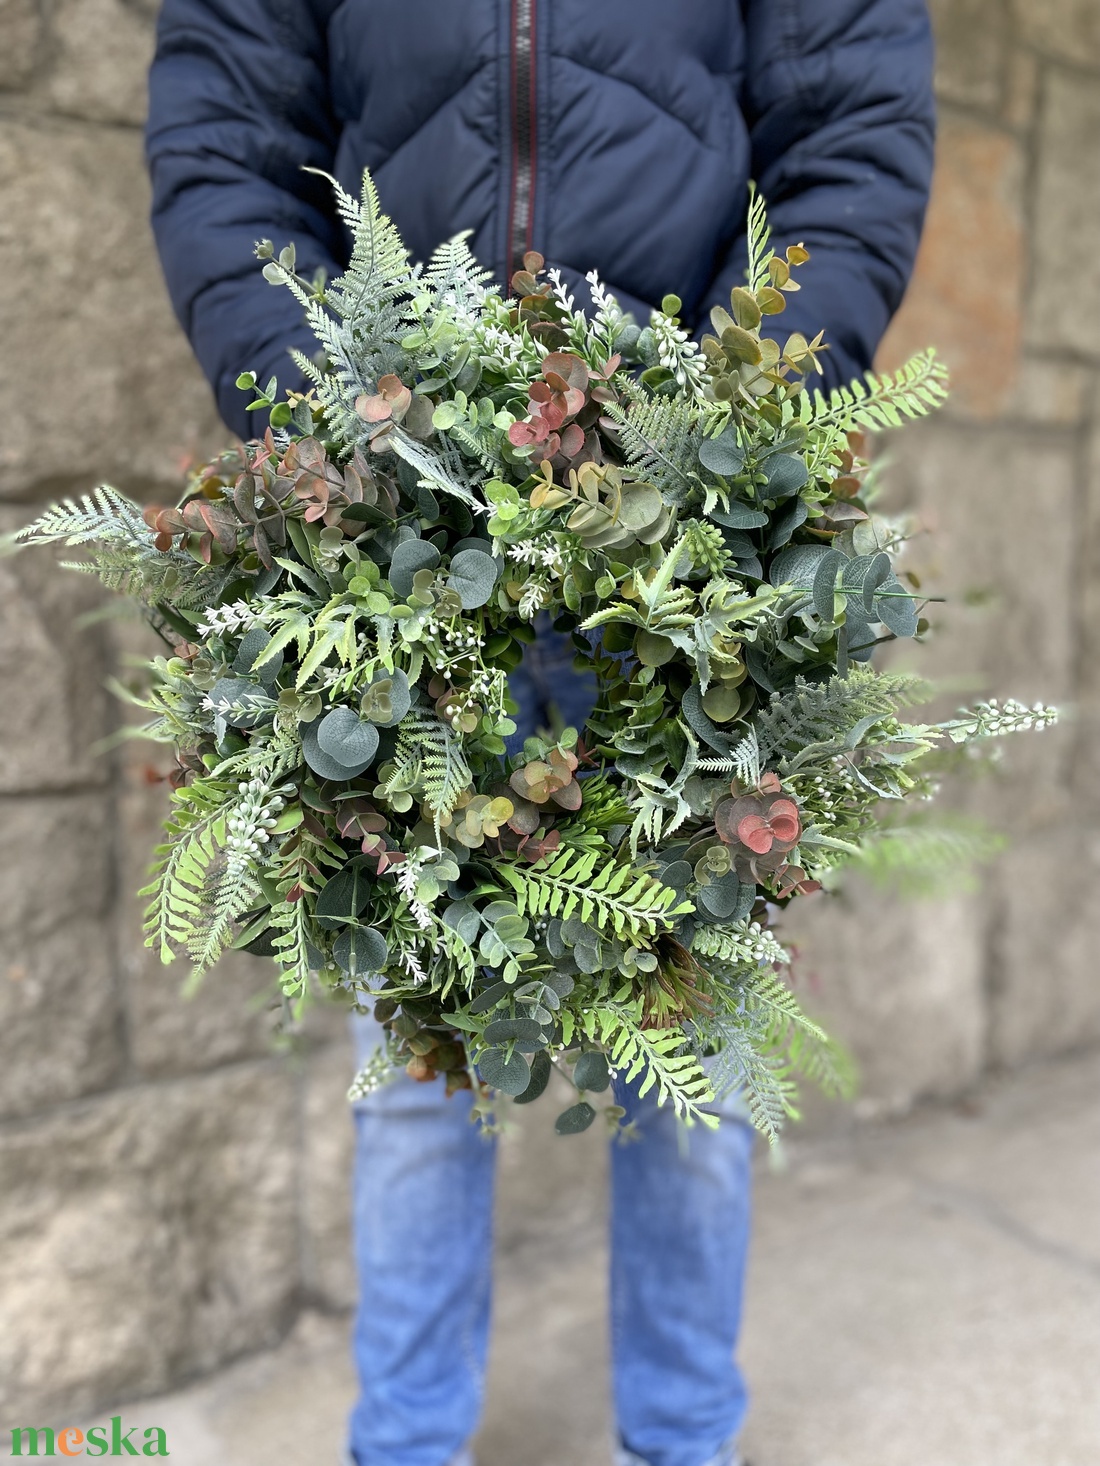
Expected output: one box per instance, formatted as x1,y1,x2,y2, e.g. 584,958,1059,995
542,351,589,389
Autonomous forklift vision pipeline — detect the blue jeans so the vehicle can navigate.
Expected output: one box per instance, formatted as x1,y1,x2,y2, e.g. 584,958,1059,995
346,625,754,1466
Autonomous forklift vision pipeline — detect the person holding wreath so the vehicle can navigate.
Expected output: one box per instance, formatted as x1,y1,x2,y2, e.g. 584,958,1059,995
146,5,934,1463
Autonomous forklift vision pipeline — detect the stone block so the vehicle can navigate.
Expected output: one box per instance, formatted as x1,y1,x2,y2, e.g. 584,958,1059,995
878,116,1024,421
998,355,1093,428
0,1062,299,1421
1013,0,1100,67
884,423,1076,826
779,883,988,1119
0,118,223,502
898,417,1075,676
1075,418,1100,809
987,828,1100,1067
930,0,1006,110
1028,70,1100,360
1001,45,1039,131
0,0,44,88
0,793,124,1120
300,1038,358,1312
45,0,156,125
0,511,113,794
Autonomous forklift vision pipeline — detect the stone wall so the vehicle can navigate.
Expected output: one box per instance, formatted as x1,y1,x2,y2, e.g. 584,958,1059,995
1,0,1098,1423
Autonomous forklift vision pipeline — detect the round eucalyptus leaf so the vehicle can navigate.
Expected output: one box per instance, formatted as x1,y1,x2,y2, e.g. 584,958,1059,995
332,925,389,977
451,535,498,559
388,538,441,599
681,684,735,754
701,684,744,723
618,484,663,532
573,1050,611,1093
544,970,574,999
697,870,742,920
447,547,500,610
698,430,746,478
478,1046,532,1096
555,1101,597,1135
762,453,809,499
766,497,809,550
635,630,677,667
658,860,693,893
442,900,481,945
317,707,380,768
874,574,919,638
710,501,769,530
314,866,373,929
233,627,283,685
301,716,376,782
513,1050,552,1105
483,1017,544,1045
769,542,831,590
811,549,846,623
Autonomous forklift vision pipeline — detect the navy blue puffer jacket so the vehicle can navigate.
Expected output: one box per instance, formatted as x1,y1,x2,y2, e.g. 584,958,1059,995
147,0,935,438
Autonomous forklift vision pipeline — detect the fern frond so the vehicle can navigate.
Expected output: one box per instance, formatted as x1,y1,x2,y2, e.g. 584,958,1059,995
603,392,706,504
587,1001,716,1125
382,707,473,838
696,727,762,787
804,349,950,434
140,783,230,963
704,1020,800,1141
388,427,488,512
17,485,150,548
844,817,1007,898
756,666,933,770
496,848,692,940
421,231,495,318
185,857,262,984
745,182,774,295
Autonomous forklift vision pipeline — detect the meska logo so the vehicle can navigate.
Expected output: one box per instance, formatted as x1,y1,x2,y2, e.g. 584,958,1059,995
9,1417,169,1456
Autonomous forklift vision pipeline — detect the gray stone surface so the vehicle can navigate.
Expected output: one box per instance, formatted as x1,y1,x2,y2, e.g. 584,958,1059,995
0,118,222,502
1014,0,1100,66
0,1061,299,1422
42,1051,1099,1466
1029,68,1100,360
987,828,1100,1065
779,886,988,1119
0,794,123,1120
887,422,1076,829
0,518,112,794
930,0,1006,109
45,0,155,125
299,1037,358,1312
0,0,44,88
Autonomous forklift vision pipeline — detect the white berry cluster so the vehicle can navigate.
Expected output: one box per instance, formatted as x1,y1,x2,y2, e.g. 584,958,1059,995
226,780,286,863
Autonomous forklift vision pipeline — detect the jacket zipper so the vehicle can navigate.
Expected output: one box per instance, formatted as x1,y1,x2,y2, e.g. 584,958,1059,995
508,0,537,278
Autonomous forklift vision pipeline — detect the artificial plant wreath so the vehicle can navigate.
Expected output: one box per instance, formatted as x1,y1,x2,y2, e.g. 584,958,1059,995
16,176,1056,1138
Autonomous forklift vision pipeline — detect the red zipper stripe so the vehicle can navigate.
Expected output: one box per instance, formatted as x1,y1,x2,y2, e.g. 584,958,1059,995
508,0,537,281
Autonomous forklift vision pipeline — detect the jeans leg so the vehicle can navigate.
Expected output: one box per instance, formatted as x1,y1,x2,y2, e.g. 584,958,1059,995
347,1013,496,1466
609,1076,754,1466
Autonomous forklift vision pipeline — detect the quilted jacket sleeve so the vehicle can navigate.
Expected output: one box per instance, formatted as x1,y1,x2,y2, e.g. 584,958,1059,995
146,0,344,437
695,0,935,389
